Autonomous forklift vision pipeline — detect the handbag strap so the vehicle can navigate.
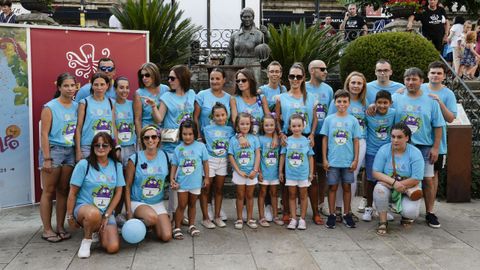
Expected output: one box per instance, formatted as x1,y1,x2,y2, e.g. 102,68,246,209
391,145,397,178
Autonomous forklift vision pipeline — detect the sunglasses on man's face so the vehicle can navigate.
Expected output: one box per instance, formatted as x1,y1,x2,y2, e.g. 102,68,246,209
94,143,110,149
99,66,115,72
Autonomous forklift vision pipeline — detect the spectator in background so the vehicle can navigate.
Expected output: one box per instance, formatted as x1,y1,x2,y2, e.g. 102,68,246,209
447,16,467,74
0,0,16,24
75,58,117,101
319,15,337,37
339,4,367,42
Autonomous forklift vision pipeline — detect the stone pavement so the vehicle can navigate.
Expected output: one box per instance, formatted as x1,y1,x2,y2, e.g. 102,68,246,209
1,197,480,270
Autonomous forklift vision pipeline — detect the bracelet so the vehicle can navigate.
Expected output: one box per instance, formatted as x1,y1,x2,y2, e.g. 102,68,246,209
392,179,397,186
44,157,53,161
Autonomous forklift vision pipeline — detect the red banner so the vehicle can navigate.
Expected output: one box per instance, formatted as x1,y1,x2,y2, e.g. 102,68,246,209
31,28,148,201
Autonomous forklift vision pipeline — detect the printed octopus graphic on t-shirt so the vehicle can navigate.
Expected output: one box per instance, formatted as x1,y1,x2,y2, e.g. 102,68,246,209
264,150,278,166
62,123,76,145
142,176,162,198
334,129,348,145
401,114,421,134
92,119,112,135
288,152,304,167
117,122,133,142
375,126,389,140
212,139,227,156
181,159,196,175
316,104,327,121
92,185,112,210
238,150,251,166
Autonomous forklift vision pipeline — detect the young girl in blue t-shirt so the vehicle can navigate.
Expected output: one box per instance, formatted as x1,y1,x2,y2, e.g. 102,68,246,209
114,77,136,167
258,114,283,227
279,114,315,230
171,120,209,239
228,112,261,230
200,102,235,229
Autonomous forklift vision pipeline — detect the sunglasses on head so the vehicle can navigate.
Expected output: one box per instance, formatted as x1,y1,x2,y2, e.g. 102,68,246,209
99,66,115,72
167,76,177,81
236,79,248,84
141,73,151,78
288,74,304,80
143,135,159,141
94,143,110,149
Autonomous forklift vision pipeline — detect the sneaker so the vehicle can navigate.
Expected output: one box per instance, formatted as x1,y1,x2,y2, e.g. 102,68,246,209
91,232,99,243
362,207,373,222
78,238,92,258
234,220,243,230
426,212,441,228
387,212,395,221
287,218,297,230
207,204,214,221
357,198,367,213
242,206,247,222
343,213,356,228
213,218,226,228
220,208,228,221
265,205,273,222
325,214,336,229
273,217,284,226
259,218,270,227
201,219,216,229
297,218,307,230
246,219,258,229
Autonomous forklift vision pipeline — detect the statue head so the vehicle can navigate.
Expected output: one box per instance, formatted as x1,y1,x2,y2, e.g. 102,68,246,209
240,7,255,29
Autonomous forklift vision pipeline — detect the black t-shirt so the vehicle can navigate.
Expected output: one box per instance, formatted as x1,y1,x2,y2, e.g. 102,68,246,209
344,15,366,41
415,7,447,41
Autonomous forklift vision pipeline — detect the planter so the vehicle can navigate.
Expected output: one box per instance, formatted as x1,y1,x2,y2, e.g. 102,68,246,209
387,6,415,19
20,0,51,13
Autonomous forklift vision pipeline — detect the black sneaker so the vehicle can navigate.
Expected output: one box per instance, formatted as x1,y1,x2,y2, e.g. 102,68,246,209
426,212,441,228
343,213,356,228
325,214,336,229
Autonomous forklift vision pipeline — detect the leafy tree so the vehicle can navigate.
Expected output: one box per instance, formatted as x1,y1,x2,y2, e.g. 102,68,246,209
111,0,200,70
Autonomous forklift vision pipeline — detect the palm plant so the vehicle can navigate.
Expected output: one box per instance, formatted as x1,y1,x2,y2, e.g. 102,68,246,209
267,20,346,85
111,0,200,71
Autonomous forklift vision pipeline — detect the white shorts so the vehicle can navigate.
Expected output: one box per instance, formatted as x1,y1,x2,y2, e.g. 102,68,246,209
260,179,280,186
424,162,434,178
131,200,167,215
232,171,258,186
208,156,228,177
285,179,311,188
177,188,201,195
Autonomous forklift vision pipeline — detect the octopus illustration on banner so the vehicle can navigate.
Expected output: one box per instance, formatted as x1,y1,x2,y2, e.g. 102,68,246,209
66,43,110,79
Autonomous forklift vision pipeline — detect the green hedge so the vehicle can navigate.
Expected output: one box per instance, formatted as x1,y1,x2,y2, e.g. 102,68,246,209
339,32,439,82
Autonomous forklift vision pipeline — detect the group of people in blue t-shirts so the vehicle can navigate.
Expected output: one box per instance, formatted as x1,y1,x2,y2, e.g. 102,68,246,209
38,57,457,258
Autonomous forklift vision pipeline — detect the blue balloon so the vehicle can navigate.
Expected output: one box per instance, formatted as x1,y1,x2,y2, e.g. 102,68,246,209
121,219,146,244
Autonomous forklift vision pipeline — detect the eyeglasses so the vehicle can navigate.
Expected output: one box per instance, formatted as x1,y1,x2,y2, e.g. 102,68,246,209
313,67,327,72
99,66,115,72
143,135,159,141
288,74,304,80
94,143,110,149
236,79,248,84
167,76,177,81
141,73,151,78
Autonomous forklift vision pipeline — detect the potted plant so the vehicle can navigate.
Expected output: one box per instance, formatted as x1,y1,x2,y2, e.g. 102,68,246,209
385,0,426,18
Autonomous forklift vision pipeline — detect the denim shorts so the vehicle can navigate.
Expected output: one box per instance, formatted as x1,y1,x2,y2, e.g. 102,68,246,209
365,154,376,182
414,145,434,177
38,145,75,168
74,203,116,225
120,144,136,167
326,167,354,185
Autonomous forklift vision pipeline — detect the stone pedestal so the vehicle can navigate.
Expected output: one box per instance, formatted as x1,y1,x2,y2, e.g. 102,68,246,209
383,18,421,33
17,13,59,25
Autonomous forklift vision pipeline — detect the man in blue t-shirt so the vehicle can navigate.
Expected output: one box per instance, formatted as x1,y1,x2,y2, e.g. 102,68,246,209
393,67,445,228
75,58,117,101
366,59,405,104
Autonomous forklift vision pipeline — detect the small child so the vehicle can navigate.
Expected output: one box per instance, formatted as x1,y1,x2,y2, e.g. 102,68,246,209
228,112,261,230
321,90,361,229
201,102,235,229
363,90,395,221
279,114,315,230
171,120,209,239
459,30,480,80
258,114,283,227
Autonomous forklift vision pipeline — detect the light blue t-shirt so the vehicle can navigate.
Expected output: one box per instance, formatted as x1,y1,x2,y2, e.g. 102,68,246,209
328,99,367,139
203,124,235,158
228,134,260,173
115,100,136,146
280,136,314,181
278,92,317,134
392,92,446,146
234,95,265,135
160,89,196,153
306,81,334,134
365,108,396,156
259,84,287,111
373,143,425,181
195,89,231,131
80,96,114,146
421,83,458,154
320,114,362,168
44,99,78,147
259,135,280,181
129,151,169,204
366,80,405,104
75,83,116,101
136,85,170,128
70,159,125,212
172,141,209,190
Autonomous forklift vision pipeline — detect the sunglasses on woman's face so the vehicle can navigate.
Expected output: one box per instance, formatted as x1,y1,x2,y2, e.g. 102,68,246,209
288,74,304,80
167,76,177,81
99,66,115,72
143,135,159,141
236,79,248,84
94,143,110,149
141,73,151,78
